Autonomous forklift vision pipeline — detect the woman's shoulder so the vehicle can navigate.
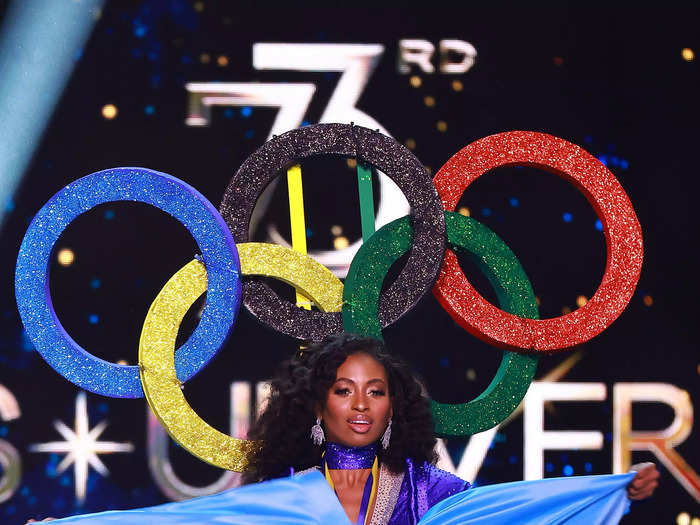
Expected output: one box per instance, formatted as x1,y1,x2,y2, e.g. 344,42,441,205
414,462,471,505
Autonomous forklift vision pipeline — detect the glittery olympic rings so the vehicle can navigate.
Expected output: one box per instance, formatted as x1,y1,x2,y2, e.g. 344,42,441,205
343,212,539,436
238,243,344,313
220,123,447,342
140,249,345,470
139,260,259,470
433,131,643,352
15,168,242,398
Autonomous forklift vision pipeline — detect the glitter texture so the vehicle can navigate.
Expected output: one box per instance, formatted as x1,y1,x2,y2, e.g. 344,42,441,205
220,123,446,341
140,251,343,469
343,212,539,436
238,243,344,312
139,259,259,471
14,167,242,398
433,131,643,352
324,442,377,469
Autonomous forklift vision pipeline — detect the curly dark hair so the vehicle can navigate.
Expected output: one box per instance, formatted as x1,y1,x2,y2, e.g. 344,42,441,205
242,333,437,483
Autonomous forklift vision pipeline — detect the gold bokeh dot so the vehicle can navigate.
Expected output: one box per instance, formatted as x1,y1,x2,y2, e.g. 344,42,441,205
424,166,432,175
643,295,653,307
333,236,349,250
535,296,541,306
330,225,343,236
576,295,588,308
116,359,128,366
57,248,75,267
436,120,447,132
101,104,117,120
466,368,476,381
200,53,211,64
346,158,357,169
452,79,463,92
193,1,204,12
690,517,700,525
217,55,229,67
677,512,690,525
404,138,416,150
561,306,572,315
410,75,422,88
458,206,470,217
424,95,435,107
682,48,694,62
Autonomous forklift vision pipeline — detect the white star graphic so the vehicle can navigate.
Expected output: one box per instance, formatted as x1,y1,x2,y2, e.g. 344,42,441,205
29,391,134,502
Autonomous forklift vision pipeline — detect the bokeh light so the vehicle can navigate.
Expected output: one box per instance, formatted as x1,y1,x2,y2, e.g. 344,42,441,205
576,295,588,308
457,206,470,217
451,79,463,91
677,512,690,525
681,48,694,62
409,75,422,88
643,295,653,307
101,104,117,120
423,95,435,107
404,138,416,150
436,120,447,132
56,248,75,266
333,236,349,250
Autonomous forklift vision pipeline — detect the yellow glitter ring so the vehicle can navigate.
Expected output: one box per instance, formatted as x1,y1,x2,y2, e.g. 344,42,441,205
139,244,344,470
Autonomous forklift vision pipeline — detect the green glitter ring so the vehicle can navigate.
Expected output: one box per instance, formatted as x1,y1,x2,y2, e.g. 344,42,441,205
342,212,539,436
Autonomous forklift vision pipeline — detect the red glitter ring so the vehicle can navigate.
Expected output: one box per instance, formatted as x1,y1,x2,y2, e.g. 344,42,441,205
432,131,643,352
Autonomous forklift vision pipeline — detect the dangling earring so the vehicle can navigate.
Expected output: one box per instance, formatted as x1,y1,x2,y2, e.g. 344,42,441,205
310,417,325,445
381,419,392,449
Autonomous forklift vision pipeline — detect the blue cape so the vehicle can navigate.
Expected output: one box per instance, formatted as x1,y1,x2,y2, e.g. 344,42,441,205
50,471,634,525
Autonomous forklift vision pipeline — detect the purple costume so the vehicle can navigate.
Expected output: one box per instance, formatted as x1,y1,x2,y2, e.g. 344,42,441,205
317,442,470,524
388,459,470,524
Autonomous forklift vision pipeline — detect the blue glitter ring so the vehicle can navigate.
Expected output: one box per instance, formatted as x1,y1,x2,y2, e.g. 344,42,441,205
15,167,242,398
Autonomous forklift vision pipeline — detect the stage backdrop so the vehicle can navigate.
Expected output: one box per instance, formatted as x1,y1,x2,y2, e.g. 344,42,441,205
0,3,698,524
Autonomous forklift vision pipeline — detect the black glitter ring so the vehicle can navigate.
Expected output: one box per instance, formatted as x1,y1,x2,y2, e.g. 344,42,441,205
220,123,446,341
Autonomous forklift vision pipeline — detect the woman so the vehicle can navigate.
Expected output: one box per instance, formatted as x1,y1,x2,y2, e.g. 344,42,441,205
242,332,659,524
26,333,659,524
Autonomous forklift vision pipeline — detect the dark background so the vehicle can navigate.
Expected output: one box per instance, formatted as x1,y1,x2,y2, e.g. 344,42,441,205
0,2,698,523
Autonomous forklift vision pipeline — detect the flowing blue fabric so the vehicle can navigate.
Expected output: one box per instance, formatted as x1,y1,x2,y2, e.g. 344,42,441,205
418,473,635,525
48,471,635,525
50,471,352,525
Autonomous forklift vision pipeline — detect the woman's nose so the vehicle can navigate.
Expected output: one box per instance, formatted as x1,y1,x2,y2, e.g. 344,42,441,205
353,393,368,411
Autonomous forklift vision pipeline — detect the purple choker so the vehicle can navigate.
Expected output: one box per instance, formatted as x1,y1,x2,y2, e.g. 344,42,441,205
324,442,377,470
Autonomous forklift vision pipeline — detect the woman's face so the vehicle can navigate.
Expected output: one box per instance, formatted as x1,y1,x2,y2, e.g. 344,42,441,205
319,352,393,448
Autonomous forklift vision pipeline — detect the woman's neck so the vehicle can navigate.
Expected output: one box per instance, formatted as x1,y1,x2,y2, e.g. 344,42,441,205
323,442,379,523
324,442,377,470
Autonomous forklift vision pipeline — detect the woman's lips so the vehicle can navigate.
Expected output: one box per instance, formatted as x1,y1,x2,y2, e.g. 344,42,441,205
347,418,372,434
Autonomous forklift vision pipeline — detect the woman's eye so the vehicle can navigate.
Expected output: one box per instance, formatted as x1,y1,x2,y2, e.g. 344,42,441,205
369,390,386,396
334,388,351,395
